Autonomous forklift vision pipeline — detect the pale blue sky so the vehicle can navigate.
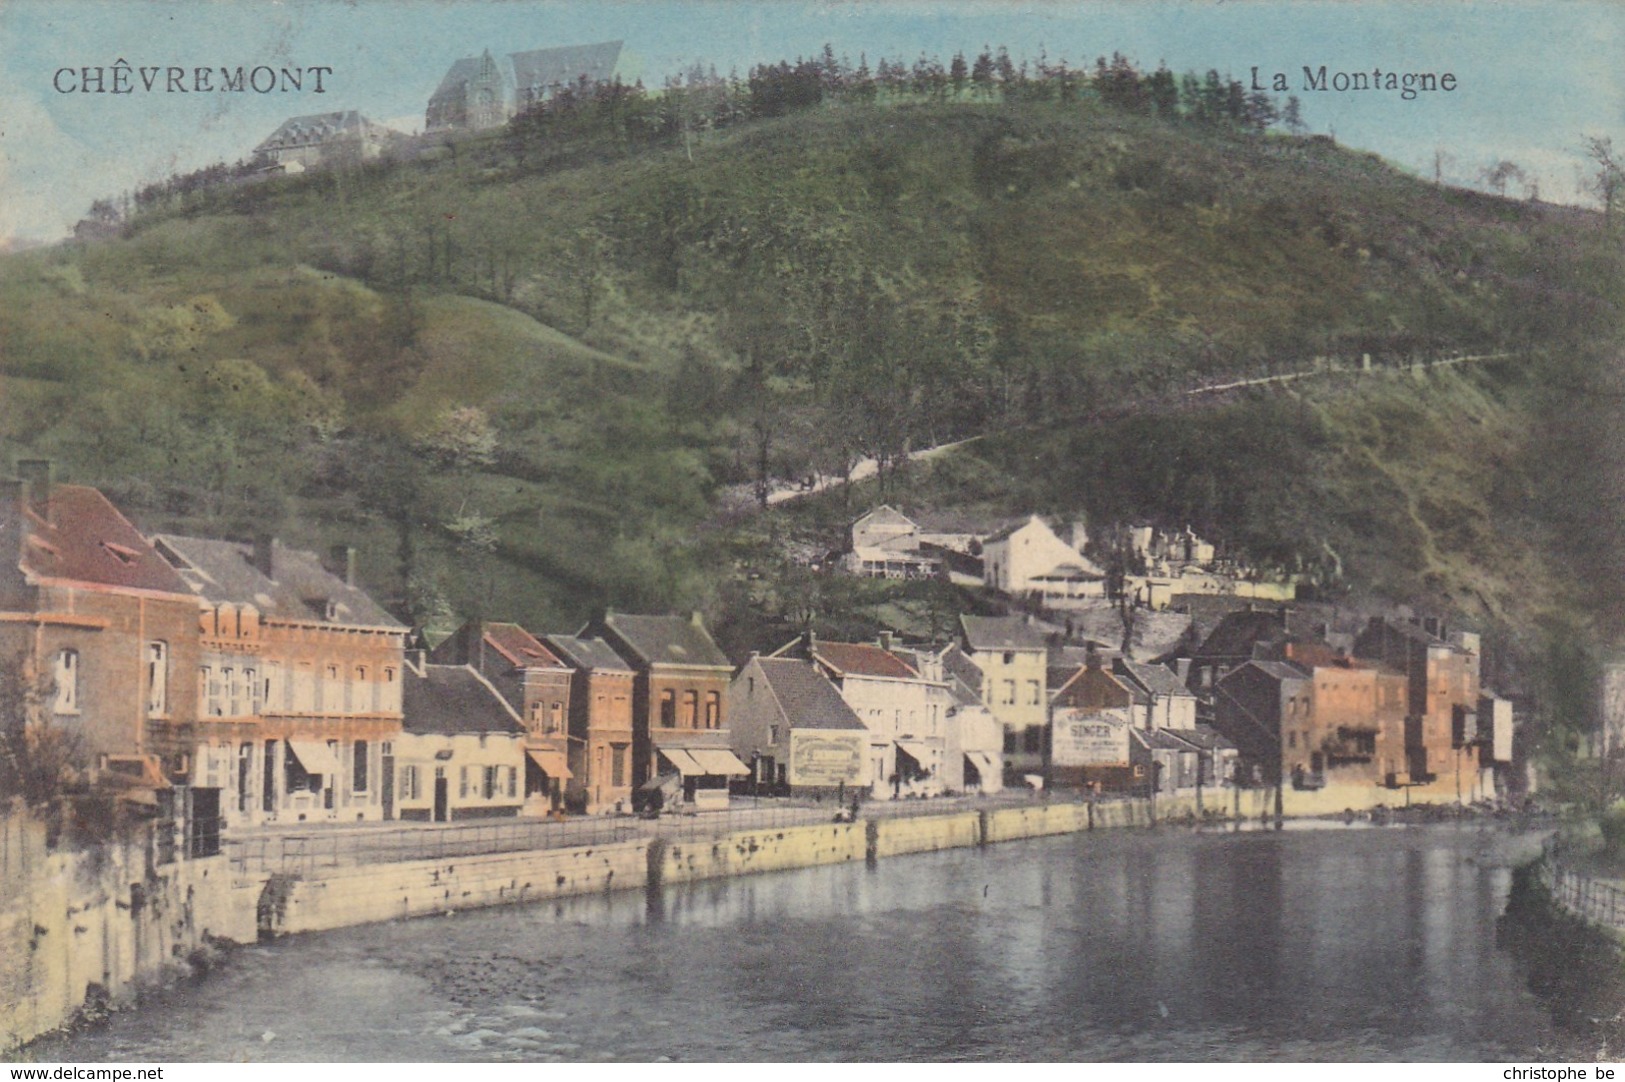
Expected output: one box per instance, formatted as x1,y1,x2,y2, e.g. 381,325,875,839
1,0,1619,245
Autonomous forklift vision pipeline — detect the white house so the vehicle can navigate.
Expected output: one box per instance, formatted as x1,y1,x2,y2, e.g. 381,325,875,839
982,515,1106,602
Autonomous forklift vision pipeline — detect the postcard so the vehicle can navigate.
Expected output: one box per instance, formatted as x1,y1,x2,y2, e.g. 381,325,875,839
1,0,1622,1066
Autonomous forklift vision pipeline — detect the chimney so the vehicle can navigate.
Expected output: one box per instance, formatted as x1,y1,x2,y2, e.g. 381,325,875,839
15,459,52,524
690,610,705,628
252,533,277,579
879,631,894,652
1084,643,1101,671
329,544,357,587
802,629,817,657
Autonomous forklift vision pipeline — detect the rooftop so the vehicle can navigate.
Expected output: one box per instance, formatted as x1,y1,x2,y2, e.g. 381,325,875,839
599,612,731,669
750,657,867,731
402,664,525,736
154,534,401,628
960,614,1049,653
4,481,190,596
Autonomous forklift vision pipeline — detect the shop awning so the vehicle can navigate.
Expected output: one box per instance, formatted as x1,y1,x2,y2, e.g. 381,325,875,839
964,750,1000,776
686,748,751,776
895,741,935,766
526,748,572,780
659,748,706,775
286,739,339,774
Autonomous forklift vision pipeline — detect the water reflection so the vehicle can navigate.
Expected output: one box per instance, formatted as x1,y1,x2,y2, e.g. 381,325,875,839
28,824,1565,1062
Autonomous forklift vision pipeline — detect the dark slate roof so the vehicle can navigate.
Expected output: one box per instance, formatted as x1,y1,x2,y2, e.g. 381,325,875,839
1227,659,1309,685
940,642,984,697
1115,659,1192,699
960,614,1048,652
1145,729,1198,751
153,534,402,628
754,658,866,731
509,41,622,94
814,641,919,680
600,612,731,669
482,622,565,668
403,663,524,735
6,484,191,596
1170,725,1236,752
1193,609,1298,660
254,110,385,154
543,633,633,674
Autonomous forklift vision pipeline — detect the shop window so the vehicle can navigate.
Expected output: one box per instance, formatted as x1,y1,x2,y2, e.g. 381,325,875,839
353,739,368,792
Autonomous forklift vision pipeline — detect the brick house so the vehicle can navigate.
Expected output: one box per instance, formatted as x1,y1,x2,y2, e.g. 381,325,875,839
543,633,636,814
0,463,200,802
1353,616,1482,793
432,621,572,813
589,611,745,809
153,534,406,827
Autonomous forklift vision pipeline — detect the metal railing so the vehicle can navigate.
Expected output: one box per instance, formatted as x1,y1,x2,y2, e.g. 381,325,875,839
226,816,641,875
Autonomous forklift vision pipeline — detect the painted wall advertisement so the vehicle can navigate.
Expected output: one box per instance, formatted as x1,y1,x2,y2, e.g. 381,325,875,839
788,731,865,787
1051,710,1131,767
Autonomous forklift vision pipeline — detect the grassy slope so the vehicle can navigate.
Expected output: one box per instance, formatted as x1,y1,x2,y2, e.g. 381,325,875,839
0,97,1618,661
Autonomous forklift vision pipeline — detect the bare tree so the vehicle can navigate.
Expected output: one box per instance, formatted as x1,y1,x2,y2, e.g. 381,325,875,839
1480,159,1526,198
1584,135,1624,231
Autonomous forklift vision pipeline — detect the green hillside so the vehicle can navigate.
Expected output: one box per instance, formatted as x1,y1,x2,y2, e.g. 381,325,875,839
0,93,1620,700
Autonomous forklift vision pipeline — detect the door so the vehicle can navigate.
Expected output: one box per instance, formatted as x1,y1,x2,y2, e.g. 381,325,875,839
381,744,395,820
433,776,449,822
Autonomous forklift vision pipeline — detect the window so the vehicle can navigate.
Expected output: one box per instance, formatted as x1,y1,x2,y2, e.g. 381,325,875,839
1003,728,1018,754
1027,680,1042,706
459,766,470,798
1002,679,1017,706
612,744,627,786
224,667,238,716
550,701,564,734
1289,731,1297,748
264,740,277,812
245,668,259,714
402,765,420,800
506,766,517,798
705,691,721,728
683,690,699,726
352,666,367,713
660,690,676,728
1024,725,1043,754
483,765,498,800
237,743,253,814
294,663,315,712
53,649,79,714
769,724,781,745
1003,652,1015,664
353,739,368,792
529,702,543,724
382,667,398,712
146,641,168,716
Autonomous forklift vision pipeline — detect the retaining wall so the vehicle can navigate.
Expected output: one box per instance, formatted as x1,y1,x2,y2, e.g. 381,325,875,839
0,813,253,1053
872,812,982,857
656,823,866,888
269,839,649,936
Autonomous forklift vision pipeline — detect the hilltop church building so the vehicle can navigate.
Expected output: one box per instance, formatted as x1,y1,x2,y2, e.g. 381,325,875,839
425,41,623,133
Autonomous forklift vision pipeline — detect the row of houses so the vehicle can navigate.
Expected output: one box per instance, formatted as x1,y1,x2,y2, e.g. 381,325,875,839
842,506,1296,610
4,464,1518,856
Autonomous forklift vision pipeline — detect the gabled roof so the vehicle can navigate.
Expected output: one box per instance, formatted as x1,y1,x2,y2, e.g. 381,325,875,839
960,614,1048,653
852,504,917,530
983,514,1052,544
1144,729,1199,751
428,50,513,105
1114,659,1193,699
153,534,402,628
750,657,867,731
1193,608,1297,660
403,663,525,735
599,612,731,669
940,642,985,696
254,111,385,153
813,641,919,680
1222,659,1309,685
1052,665,1133,708
543,633,633,674
509,40,622,93
5,484,191,596
481,622,566,668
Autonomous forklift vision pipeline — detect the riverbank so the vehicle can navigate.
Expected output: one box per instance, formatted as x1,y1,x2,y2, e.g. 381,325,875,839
0,782,1517,1053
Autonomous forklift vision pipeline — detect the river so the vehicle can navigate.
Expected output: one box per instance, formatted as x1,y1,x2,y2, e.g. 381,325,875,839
26,822,1571,1061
